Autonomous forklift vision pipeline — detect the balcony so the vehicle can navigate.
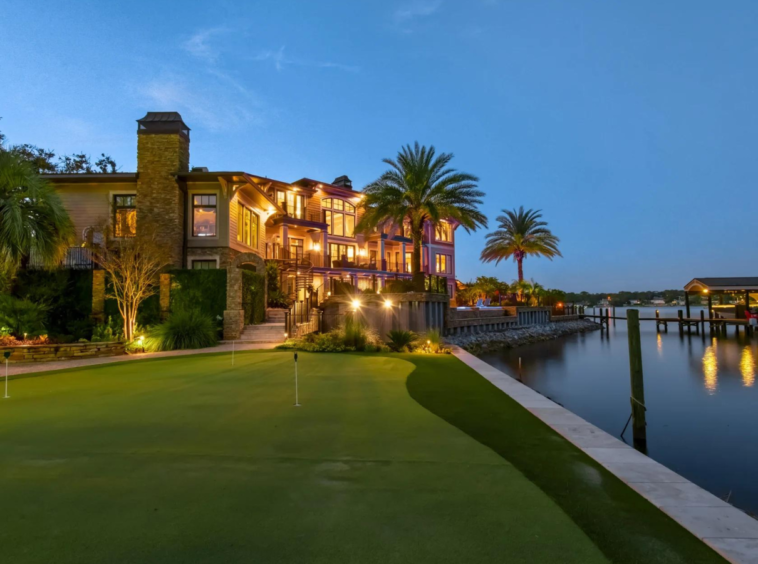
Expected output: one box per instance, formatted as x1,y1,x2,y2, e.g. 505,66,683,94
28,247,96,270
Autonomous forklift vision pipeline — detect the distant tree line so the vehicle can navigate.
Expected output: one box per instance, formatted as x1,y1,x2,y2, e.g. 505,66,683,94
0,118,118,174
564,290,692,307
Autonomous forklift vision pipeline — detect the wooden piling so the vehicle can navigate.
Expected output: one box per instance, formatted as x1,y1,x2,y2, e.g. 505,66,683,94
677,310,684,336
627,309,647,448
700,310,705,333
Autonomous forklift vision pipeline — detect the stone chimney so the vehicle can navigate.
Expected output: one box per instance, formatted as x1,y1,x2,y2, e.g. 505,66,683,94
332,175,352,189
136,112,190,267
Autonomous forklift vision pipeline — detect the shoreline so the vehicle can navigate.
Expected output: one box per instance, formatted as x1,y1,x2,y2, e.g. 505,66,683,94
446,319,600,354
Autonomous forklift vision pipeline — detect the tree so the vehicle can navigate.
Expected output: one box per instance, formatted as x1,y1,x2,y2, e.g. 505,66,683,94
480,207,562,282
0,151,74,268
7,144,57,174
90,228,171,342
0,121,118,174
357,142,487,288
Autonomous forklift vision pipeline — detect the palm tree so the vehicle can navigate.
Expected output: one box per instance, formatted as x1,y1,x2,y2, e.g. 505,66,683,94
0,150,73,268
511,279,533,304
480,207,561,282
356,143,487,288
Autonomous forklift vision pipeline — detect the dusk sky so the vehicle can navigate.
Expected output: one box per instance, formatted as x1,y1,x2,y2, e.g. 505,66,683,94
2,1,756,292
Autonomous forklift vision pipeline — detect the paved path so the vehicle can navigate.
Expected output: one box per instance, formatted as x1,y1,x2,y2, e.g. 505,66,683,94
451,346,758,564
5,342,277,377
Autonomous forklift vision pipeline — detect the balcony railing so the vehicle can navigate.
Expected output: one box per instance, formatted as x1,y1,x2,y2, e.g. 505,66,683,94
28,247,96,270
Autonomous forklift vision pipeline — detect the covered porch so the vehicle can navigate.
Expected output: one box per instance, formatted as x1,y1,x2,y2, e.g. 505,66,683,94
684,277,758,319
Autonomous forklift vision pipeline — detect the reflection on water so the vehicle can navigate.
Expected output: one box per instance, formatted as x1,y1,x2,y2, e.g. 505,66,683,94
703,340,718,394
741,347,755,387
478,306,758,514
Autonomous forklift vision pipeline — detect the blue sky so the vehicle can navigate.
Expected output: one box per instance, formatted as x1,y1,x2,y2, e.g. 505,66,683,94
2,1,757,292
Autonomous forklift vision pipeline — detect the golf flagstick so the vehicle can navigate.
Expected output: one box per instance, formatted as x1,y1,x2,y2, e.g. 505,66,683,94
4,351,10,399
294,352,300,407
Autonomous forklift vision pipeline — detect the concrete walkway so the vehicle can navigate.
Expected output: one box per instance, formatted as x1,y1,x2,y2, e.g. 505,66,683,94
451,346,758,564
4,342,277,377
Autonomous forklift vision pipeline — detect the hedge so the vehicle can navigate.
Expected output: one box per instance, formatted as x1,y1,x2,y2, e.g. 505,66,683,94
242,270,265,325
169,269,227,323
12,269,93,341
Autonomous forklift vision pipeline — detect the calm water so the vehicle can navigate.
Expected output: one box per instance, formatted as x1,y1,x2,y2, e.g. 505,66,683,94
478,307,758,514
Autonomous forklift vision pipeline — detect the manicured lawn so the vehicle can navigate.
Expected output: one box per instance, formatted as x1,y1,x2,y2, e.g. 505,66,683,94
0,352,723,563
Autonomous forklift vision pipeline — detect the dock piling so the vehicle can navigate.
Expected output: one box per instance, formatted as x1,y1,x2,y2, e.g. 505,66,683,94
626,309,647,450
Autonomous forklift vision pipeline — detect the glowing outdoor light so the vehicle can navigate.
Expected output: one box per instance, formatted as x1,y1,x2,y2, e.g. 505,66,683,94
352,299,361,310
703,289,709,294
284,332,288,338
384,300,393,308
313,243,321,252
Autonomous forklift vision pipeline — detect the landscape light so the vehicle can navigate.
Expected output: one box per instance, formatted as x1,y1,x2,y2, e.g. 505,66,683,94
352,299,361,310
384,300,392,308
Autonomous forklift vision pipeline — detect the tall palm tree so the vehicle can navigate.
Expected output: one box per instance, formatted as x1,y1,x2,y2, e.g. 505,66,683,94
356,142,487,287
0,150,73,268
480,207,561,282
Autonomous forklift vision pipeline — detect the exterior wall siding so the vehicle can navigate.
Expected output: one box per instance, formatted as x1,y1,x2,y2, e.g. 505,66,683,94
56,183,135,243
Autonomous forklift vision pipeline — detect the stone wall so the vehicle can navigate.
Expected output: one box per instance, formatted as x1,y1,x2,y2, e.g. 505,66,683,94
137,133,189,268
91,269,106,322
186,247,239,269
446,319,600,354
4,342,126,363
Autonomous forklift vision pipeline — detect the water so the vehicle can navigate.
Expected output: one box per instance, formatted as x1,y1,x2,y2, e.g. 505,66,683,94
478,306,758,514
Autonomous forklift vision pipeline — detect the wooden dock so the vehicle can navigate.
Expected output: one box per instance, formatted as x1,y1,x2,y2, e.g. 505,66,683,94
583,309,753,337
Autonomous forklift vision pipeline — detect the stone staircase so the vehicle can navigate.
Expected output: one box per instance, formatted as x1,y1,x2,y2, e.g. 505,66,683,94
233,309,288,343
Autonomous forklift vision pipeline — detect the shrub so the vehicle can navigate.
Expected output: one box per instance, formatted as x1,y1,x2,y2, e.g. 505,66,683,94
382,279,416,294
91,316,122,342
343,314,369,350
0,295,47,338
386,329,417,352
12,269,92,340
267,289,291,309
144,309,218,352
298,331,348,352
423,328,444,353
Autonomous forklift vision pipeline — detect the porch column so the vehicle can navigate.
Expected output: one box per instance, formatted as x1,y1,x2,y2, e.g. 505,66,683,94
281,224,289,256
321,230,328,267
401,242,407,273
379,238,386,270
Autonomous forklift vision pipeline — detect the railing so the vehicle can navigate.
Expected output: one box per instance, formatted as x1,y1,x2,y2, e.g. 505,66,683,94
28,247,96,270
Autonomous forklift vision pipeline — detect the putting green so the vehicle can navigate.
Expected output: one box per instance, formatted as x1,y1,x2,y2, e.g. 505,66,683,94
0,352,722,563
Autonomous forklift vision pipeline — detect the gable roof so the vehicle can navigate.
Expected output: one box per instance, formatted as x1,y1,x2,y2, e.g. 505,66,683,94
685,277,758,292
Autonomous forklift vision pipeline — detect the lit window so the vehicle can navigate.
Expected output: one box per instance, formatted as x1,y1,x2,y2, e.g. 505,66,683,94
193,194,217,237
333,212,344,236
237,203,244,242
286,192,305,219
113,195,136,238
435,222,452,242
322,197,355,238
243,208,251,246
436,253,451,273
192,260,216,270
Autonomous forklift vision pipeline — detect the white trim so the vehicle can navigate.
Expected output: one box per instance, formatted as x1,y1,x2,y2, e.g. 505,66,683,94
188,255,220,269
108,189,137,240
188,189,220,241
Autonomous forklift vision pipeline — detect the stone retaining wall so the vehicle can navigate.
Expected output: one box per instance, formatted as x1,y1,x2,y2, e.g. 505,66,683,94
446,319,600,354
3,342,126,363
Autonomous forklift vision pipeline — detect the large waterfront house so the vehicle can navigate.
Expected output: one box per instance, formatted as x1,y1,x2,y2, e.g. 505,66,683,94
42,112,458,331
